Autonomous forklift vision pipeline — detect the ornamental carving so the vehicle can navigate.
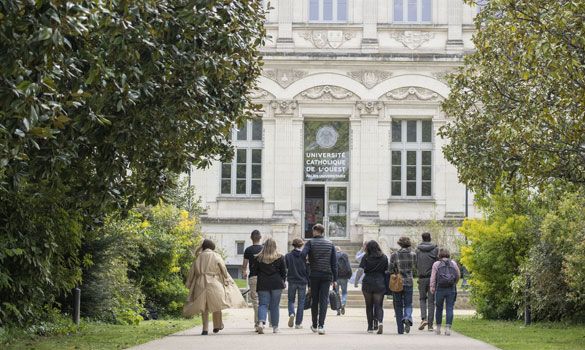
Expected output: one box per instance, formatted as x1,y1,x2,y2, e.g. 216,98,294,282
300,30,356,49
348,70,393,89
263,69,307,88
270,100,298,115
385,87,440,101
297,85,356,100
356,101,384,115
390,31,435,50
249,88,275,100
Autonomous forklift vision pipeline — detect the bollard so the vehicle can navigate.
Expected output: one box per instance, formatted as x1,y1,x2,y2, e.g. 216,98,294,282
73,287,81,325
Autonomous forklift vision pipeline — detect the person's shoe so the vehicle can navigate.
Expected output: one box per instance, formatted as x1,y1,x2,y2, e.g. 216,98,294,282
377,324,384,335
318,327,325,335
288,315,295,328
341,305,346,315
337,310,341,316
428,325,434,332
419,320,428,330
435,324,442,335
367,328,374,334
201,330,208,335
256,323,265,334
404,320,411,334
273,327,280,334
212,325,223,333
295,325,303,329
311,325,318,333
373,320,379,331
445,325,451,336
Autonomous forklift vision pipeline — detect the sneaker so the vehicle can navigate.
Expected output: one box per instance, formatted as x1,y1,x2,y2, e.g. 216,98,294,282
373,320,379,331
295,325,303,329
418,320,428,330
288,315,295,328
404,320,411,334
341,305,346,315
435,325,442,335
367,329,374,334
256,323,265,334
311,325,318,333
428,325,434,332
337,310,341,316
318,327,325,335
201,330,208,335
273,327,280,334
377,324,384,335
445,325,451,336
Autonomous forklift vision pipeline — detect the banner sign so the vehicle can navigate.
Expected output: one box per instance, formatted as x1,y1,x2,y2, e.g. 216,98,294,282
304,121,350,181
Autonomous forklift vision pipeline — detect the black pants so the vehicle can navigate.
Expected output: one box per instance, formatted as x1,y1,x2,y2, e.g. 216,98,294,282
362,291,384,330
310,277,331,328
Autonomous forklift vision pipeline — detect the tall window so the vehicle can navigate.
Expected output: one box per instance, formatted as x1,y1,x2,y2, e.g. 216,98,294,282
221,119,263,196
391,119,433,198
393,0,432,23
309,0,348,22
236,241,245,255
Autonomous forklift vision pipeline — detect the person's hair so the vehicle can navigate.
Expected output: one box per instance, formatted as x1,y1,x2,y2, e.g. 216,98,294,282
196,239,215,255
421,232,431,242
256,238,282,263
312,224,325,235
438,248,451,259
336,246,341,252
397,236,412,248
292,238,304,249
365,240,383,257
251,230,261,243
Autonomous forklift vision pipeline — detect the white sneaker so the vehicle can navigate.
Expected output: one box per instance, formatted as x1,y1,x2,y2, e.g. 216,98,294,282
318,327,325,335
445,325,451,336
273,327,280,334
295,325,303,329
256,323,265,334
435,324,442,335
310,326,318,333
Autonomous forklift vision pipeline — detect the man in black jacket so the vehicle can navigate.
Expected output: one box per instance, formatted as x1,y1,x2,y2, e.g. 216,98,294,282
415,232,439,331
301,224,337,335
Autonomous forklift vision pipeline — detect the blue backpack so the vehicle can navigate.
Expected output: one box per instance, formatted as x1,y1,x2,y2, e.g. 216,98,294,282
436,260,457,288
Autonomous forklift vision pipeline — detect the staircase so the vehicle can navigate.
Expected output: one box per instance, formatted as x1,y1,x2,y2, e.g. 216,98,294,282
333,240,363,269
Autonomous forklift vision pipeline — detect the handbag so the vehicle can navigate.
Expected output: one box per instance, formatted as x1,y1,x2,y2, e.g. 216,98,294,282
388,253,404,293
329,289,342,311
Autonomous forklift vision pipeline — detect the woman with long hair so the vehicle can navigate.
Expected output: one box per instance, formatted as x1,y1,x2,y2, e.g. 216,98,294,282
355,240,389,334
183,239,247,335
255,238,287,334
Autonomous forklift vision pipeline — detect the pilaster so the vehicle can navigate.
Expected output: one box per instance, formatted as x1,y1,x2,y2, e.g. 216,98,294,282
277,0,294,51
446,0,464,52
361,0,379,53
271,100,298,212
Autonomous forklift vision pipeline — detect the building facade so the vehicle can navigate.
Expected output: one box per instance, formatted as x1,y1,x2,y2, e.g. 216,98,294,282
193,0,481,276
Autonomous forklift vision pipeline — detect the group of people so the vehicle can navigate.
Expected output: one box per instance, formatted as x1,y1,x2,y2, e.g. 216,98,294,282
183,225,460,337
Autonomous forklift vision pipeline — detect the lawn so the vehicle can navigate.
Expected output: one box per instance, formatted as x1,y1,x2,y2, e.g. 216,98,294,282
3,318,201,350
454,316,585,350
234,278,248,289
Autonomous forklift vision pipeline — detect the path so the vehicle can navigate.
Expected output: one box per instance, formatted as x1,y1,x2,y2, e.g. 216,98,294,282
130,307,499,350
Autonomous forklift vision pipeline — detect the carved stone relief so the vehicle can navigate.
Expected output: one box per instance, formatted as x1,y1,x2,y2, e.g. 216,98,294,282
385,87,441,101
390,31,435,50
249,88,275,100
356,101,384,115
263,69,307,88
348,70,393,89
270,100,298,115
300,30,356,49
297,85,357,100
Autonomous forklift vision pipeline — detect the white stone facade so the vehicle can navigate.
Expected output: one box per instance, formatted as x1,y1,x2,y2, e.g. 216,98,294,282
193,0,481,274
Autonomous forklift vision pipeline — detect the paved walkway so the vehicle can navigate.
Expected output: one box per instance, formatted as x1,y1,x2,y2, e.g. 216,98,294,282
131,307,499,350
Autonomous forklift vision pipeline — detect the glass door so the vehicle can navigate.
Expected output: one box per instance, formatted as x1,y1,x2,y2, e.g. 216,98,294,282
326,186,348,239
304,185,325,239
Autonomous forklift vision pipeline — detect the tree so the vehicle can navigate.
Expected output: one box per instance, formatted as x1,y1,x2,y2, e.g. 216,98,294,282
0,0,265,324
439,0,585,195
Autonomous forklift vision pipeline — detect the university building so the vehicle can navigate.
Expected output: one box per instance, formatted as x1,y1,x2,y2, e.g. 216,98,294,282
193,0,482,277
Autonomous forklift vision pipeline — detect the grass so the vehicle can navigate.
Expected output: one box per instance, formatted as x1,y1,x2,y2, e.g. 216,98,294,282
2,318,201,350
234,278,248,289
454,316,585,350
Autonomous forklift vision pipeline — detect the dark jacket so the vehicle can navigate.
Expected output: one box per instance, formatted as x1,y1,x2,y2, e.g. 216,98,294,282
360,254,389,294
336,251,353,279
285,249,309,285
301,236,338,281
415,242,438,278
256,256,287,291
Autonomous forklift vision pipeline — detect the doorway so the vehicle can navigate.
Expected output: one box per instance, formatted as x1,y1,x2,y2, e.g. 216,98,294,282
303,184,348,239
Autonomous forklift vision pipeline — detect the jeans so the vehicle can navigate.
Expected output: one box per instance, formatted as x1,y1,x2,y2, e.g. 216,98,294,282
310,276,331,328
418,277,435,326
287,283,307,325
362,291,384,330
435,287,457,326
336,278,349,306
392,284,413,334
248,276,259,326
258,289,282,328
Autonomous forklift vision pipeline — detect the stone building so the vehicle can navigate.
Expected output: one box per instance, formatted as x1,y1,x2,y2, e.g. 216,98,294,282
192,0,482,277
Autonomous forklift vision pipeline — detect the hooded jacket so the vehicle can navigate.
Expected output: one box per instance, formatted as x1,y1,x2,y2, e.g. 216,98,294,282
285,249,310,285
415,242,439,278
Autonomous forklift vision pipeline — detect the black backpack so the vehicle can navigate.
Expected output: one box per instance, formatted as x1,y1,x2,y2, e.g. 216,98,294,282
337,254,352,279
436,259,458,288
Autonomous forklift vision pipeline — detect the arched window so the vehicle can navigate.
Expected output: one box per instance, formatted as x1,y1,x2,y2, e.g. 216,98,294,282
393,0,432,23
309,0,348,22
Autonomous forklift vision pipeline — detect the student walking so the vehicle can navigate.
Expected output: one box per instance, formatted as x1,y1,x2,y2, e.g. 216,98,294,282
431,248,461,336
390,236,417,334
354,240,388,334
285,238,309,329
335,246,352,315
255,238,287,334
301,224,338,335
184,239,247,335
242,230,263,329
415,232,438,331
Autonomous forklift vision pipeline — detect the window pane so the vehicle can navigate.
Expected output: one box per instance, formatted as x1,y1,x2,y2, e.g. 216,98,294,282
221,180,231,194
394,0,404,21
329,187,347,201
422,120,432,142
252,149,262,163
422,166,432,181
392,166,401,180
408,0,417,21
422,0,432,21
407,151,417,165
237,122,247,140
407,166,416,181
237,164,246,178
252,120,262,140
407,120,417,142
407,182,416,196
337,0,347,21
252,164,261,178
392,121,402,142
422,151,432,165
251,180,261,195
323,0,333,20
422,182,432,196
236,180,246,194
309,0,319,20
237,149,247,163
221,163,231,178
392,182,401,196
392,151,402,165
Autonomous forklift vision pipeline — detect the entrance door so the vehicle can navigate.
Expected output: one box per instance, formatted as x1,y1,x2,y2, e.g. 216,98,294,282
303,184,348,239
326,186,347,239
304,186,324,238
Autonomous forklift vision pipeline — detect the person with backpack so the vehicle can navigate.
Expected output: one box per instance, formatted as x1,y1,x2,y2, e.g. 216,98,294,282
354,240,388,334
255,238,287,334
335,246,352,315
415,232,438,331
390,236,417,334
285,238,309,329
430,248,461,336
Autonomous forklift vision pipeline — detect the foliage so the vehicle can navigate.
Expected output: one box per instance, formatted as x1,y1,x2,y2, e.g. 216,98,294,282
0,0,265,325
439,0,585,194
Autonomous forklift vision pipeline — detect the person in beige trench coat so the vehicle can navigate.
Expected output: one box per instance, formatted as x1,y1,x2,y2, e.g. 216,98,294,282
183,239,247,335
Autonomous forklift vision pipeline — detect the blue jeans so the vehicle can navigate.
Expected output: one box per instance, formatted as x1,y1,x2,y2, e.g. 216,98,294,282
435,287,457,326
392,285,413,334
336,278,349,306
287,283,307,325
258,289,282,328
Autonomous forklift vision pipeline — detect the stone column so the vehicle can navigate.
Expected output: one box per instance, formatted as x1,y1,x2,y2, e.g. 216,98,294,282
356,101,383,214
277,0,294,51
362,0,379,52
446,0,464,52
